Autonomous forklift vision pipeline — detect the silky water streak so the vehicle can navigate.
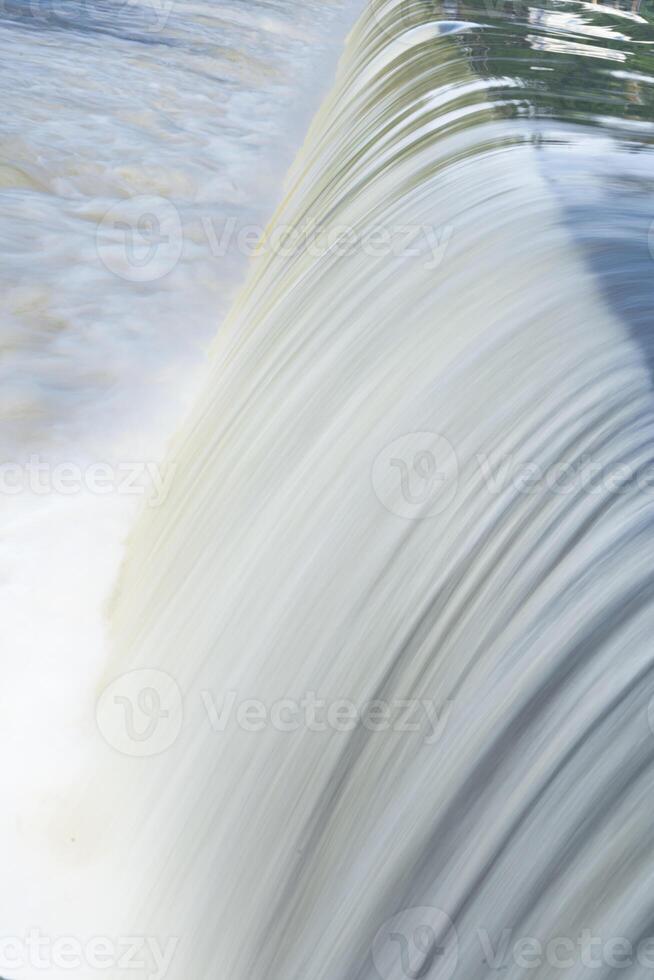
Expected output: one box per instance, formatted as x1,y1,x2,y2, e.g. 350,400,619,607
87,0,654,977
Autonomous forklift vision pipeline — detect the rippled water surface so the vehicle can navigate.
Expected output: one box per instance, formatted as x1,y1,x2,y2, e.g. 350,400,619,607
0,0,355,450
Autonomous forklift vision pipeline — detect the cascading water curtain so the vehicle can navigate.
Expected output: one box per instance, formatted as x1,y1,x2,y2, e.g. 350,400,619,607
85,0,654,977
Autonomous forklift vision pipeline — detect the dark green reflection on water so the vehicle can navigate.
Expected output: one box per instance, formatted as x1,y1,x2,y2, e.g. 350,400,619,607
400,0,654,365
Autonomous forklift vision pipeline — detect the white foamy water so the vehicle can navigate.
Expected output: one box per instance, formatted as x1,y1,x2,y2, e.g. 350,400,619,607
0,0,361,968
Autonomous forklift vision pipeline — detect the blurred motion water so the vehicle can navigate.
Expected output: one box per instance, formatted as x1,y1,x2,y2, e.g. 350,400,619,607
83,0,654,978
0,0,360,966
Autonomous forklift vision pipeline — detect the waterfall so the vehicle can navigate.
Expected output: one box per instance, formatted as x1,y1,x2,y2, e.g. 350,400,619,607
85,0,654,977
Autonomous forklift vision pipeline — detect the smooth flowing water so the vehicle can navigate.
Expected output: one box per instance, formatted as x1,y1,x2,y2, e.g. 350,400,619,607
0,0,359,966
9,0,654,976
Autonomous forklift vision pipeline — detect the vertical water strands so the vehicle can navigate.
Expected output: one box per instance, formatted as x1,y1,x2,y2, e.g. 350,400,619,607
89,1,654,978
